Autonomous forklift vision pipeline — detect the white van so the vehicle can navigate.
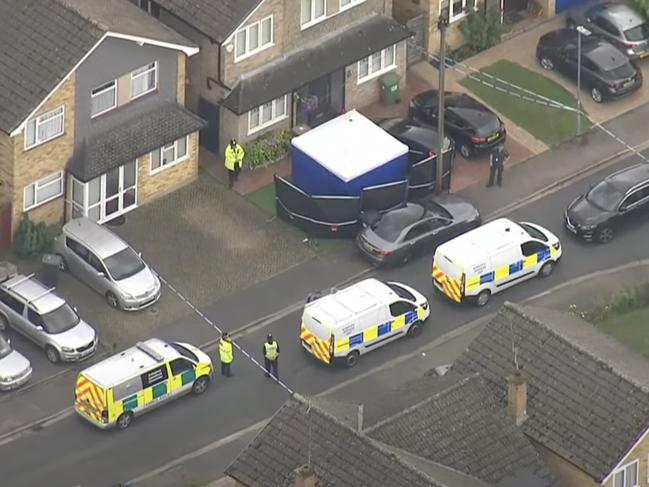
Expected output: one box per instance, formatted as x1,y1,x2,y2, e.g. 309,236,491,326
300,278,430,368
432,218,561,307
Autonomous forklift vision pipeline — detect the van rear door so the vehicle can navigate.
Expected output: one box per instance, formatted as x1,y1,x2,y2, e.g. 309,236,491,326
301,310,333,364
75,372,108,424
432,249,464,302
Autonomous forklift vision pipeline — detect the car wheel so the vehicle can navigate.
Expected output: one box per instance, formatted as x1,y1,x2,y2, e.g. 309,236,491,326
597,226,614,244
459,143,472,159
117,412,134,430
539,56,554,71
0,314,8,331
539,261,555,278
192,376,210,395
56,255,68,272
46,346,60,364
476,290,491,307
591,87,604,103
345,351,360,368
407,321,423,338
106,292,120,309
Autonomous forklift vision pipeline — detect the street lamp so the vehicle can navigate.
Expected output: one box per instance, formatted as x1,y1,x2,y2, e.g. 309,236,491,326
435,11,449,195
575,25,591,136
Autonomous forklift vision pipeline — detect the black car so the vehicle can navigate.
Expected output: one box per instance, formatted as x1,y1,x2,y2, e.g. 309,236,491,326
565,163,649,243
536,28,642,103
408,90,506,159
356,194,481,266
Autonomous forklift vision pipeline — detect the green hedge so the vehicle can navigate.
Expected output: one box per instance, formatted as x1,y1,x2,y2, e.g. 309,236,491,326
13,215,61,257
245,129,294,170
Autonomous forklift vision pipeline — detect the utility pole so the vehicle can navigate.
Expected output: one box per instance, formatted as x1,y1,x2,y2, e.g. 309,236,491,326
435,11,449,194
576,27,582,136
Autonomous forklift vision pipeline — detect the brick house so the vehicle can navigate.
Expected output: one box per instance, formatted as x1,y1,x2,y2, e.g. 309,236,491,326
0,0,205,242
453,302,649,487
129,0,412,155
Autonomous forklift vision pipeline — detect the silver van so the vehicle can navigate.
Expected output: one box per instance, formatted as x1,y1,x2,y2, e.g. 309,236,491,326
0,333,32,391
53,218,161,311
0,274,97,363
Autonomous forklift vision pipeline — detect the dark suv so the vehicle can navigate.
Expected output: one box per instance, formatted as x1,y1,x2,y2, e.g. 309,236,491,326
565,163,649,243
537,28,642,102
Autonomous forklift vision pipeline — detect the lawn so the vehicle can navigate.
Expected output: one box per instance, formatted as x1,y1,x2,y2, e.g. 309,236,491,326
596,307,649,359
459,60,592,147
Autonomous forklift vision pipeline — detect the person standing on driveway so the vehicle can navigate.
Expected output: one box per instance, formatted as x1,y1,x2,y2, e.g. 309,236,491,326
224,139,245,189
487,143,509,187
219,332,233,377
263,333,280,380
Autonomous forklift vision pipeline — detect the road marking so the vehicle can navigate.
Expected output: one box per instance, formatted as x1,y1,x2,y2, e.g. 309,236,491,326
0,407,74,448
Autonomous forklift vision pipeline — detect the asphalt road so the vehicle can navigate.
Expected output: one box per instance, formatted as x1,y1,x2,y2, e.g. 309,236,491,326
3,153,649,487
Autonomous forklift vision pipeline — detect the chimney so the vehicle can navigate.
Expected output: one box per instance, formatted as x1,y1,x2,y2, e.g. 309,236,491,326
507,372,528,426
295,465,317,487
357,404,364,432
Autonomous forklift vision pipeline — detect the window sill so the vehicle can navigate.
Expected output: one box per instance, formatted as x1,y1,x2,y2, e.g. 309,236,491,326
130,87,158,102
90,104,118,120
300,16,328,31
24,192,64,212
24,131,65,152
248,114,288,136
234,43,275,64
339,0,366,12
448,11,469,24
357,64,397,85
150,154,190,176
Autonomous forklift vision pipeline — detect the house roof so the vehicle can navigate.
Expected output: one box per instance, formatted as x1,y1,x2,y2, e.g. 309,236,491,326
366,373,556,486
154,0,262,43
225,394,446,487
452,302,649,482
0,0,197,135
69,100,205,182
222,14,411,114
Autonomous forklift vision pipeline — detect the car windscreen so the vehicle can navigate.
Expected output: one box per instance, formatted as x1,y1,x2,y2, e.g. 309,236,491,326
624,23,649,42
518,223,548,242
104,247,146,281
0,336,11,360
373,207,425,242
385,282,416,302
421,200,453,219
41,303,80,334
585,180,625,211
170,342,199,363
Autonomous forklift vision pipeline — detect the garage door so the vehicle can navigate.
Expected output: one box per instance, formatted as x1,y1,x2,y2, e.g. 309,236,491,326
555,0,585,13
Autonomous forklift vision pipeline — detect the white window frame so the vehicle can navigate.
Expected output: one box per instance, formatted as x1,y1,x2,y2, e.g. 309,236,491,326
24,106,65,150
440,0,476,24
234,15,274,62
247,95,288,135
150,136,189,174
130,61,158,100
613,459,639,487
91,80,118,118
340,0,365,11
301,0,327,30
357,44,397,84
23,171,64,211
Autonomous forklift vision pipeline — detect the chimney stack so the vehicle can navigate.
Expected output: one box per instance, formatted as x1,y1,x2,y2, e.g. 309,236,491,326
295,465,317,487
507,372,528,426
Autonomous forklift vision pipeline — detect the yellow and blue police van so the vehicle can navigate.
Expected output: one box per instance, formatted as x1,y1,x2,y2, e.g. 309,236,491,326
300,278,430,368
74,338,212,430
432,218,561,307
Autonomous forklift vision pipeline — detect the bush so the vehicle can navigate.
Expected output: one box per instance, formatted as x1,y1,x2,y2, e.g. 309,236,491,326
458,8,507,54
245,129,295,170
13,215,61,257
578,282,649,324
633,0,649,20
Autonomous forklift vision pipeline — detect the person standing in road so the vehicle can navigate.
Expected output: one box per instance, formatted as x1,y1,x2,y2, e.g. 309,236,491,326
219,332,234,377
486,142,509,188
224,139,245,189
263,333,280,380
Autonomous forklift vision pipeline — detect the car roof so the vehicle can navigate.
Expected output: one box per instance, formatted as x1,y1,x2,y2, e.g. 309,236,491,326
82,338,181,388
584,41,628,68
598,3,645,29
1,274,64,313
63,217,128,259
606,163,649,191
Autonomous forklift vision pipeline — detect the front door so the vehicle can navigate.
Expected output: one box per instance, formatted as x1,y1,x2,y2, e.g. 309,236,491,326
295,70,345,129
103,162,137,222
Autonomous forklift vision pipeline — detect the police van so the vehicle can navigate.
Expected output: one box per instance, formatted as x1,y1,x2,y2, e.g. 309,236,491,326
300,278,430,368
432,218,561,307
74,338,212,430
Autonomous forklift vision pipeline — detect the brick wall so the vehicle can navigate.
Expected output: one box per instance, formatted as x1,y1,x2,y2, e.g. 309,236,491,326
0,132,14,206
137,131,199,203
10,74,76,234
345,40,408,110
602,429,649,487
534,442,599,487
177,52,187,105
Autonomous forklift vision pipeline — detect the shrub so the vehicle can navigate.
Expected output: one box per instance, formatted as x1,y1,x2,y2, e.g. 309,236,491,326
633,0,649,20
581,282,649,323
245,129,295,170
13,215,61,257
458,8,507,54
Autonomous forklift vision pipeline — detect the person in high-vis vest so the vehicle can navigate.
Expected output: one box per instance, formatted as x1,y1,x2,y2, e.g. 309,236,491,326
263,333,280,380
224,139,245,189
219,333,234,377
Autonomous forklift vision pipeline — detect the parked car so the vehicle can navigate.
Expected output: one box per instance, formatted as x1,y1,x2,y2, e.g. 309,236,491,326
356,194,481,266
536,28,643,103
0,333,32,391
0,274,97,363
53,218,161,311
567,1,649,60
565,163,649,243
374,117,454,165
408,90,506,159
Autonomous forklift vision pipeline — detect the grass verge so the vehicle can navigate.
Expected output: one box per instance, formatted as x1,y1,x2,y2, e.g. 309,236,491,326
595,307,649,359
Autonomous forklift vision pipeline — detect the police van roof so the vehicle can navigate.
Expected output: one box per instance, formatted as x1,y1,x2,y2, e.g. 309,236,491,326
436,218,528,267
82,338,180,388
306,278,396,327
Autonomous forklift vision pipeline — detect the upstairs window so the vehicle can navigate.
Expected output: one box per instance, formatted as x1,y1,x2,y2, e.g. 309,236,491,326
301,0,326,28
235,16,273,61
131,62,157,99
24,106,65,149
91,80,117,117
613,460,638,487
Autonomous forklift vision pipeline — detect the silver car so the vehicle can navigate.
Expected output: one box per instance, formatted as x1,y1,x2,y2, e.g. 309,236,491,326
0,274,97,363
53,218,161,311
0,333,32,391
568,2,649,59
